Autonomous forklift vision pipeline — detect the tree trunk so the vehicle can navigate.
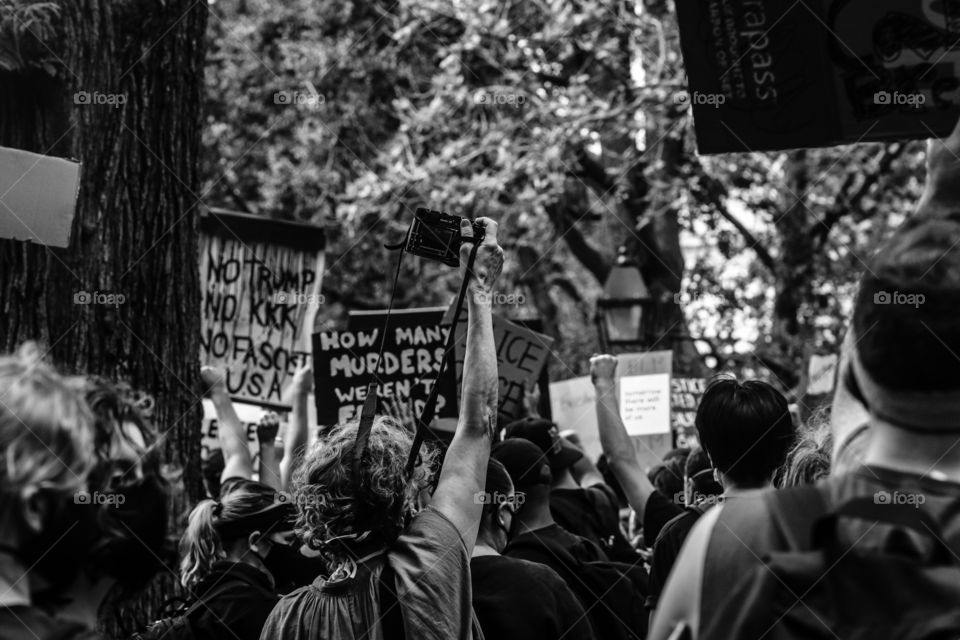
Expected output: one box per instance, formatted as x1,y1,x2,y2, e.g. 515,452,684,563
0,1,208,636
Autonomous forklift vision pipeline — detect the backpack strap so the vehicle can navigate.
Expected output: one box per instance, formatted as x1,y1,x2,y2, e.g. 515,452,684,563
378,561,405,640
764,485,830,551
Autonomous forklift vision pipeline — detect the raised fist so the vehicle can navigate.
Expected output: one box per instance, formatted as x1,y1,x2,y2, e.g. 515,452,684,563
589,354,618,385
460,217,504,303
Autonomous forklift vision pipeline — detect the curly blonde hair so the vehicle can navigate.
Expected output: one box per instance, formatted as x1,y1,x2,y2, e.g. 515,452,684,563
293,416,438,568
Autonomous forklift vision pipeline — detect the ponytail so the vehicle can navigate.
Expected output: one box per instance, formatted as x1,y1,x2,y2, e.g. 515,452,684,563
179,499,222,590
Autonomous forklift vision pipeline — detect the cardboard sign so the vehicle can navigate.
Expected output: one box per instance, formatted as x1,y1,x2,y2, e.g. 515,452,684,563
447,305,555,424
199,209,325,407
617,351,672,436
0,145,80,247
676,0,960,153
313,307,458,426
549,376,601,462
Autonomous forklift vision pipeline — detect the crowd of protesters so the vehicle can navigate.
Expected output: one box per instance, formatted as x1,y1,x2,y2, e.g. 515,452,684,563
4,122,960,640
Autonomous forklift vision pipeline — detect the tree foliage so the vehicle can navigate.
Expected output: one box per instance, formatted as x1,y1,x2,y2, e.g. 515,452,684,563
203,0,928,391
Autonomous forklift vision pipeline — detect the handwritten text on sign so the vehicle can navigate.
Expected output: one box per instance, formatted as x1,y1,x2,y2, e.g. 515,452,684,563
448,306,554,423
313,308,458,426
200,232,324,406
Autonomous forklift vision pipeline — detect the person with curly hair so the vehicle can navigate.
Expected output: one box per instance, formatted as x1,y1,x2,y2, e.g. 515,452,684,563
260,218,504,640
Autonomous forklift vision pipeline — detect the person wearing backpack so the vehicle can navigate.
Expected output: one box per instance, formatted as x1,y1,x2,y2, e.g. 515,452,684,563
650,119,960,640
258,218,504,640
0,345,101,640
494,438,648,640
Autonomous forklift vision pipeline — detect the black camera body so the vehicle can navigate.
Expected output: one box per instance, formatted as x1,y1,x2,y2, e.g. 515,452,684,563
405,208,485,267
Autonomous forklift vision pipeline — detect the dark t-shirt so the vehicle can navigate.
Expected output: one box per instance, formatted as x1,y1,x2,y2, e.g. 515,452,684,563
645,508,703,610
643,489,685,547
189,561,279,640
0,606,98,640
550,485,636,562
505,523,608,570
471,554,595,640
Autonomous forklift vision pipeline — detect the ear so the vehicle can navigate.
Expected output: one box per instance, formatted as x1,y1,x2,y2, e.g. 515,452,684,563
247,530,265,553
20,486,46,535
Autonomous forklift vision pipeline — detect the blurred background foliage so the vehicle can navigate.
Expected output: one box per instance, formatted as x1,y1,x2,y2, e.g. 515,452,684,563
201,0,927,395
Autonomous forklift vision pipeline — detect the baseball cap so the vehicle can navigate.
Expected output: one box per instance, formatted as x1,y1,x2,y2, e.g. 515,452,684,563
503,417,583,471
491,439,552,489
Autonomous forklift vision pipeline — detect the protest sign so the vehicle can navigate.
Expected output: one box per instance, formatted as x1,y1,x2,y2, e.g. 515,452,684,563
549,376,601,462
807,353,839,396
446,305,555,424
672,376,706,438
0,145,80,247
312,307,458,426
200,398,263,460
199,208,325,407
676,0,960,153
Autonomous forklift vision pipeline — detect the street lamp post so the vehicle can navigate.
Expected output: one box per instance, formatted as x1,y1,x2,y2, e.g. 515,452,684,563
595,246,657,352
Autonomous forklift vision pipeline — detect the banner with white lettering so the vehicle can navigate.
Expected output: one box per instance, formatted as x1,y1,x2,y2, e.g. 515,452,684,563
312,308,458,426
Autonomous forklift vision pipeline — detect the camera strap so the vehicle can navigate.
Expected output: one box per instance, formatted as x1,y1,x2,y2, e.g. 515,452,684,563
403,241,480,478
352,223,479,532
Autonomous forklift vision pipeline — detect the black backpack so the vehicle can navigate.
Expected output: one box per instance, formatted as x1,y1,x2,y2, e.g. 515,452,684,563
704,486,960,640
506,535,648,640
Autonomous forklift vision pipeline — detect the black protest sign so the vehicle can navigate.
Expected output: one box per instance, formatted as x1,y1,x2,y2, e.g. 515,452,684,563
312,308,458,426
200,208,325,407
676,0,960,153
671,377,706,434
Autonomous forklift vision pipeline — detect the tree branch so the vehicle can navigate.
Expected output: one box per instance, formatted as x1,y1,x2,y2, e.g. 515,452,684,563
715,205,776,273
545,193,610,284
812,143,904,249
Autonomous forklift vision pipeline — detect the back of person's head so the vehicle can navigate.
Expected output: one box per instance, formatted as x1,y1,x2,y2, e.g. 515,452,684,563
775,408,832,488
649,457,685,504
293,416,437,568
684,446,722,505
850,216,960,432
663,447,691,466
179,479,293,590
478,459,516,551
68,376,170,595
0,344,96,597
491,438,552,508
695,376,796,488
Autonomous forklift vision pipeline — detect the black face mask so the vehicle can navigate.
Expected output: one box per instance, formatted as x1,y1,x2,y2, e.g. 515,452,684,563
0,490,98,604
259,539,319,593
87,473,169,594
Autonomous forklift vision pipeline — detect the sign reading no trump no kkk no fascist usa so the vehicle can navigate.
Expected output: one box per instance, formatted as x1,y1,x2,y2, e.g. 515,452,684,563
200,208,326,407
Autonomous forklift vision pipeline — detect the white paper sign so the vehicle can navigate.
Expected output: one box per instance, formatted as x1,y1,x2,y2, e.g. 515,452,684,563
619,372,672,436
549,376,601,462
807,353,838,396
